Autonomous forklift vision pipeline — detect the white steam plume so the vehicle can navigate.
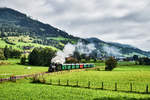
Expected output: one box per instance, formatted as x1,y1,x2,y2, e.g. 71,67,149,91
51,42,96,64
51,43,75,64
75,42,96,56
103,45,122,57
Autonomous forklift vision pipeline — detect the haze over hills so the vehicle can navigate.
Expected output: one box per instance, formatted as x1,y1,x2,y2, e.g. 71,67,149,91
0,7,149,57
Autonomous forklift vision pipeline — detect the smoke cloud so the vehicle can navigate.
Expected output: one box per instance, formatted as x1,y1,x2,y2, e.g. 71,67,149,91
75,42,96,55
51,42,123,64
51,42,96,64
102,45,122,57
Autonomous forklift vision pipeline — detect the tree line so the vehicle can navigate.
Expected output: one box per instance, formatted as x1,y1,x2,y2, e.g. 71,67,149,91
0,45,22,60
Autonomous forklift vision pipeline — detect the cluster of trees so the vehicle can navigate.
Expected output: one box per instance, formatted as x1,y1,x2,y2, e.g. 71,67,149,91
0,25,31,37
28,47,56,66
4,46,22,59
0,46,22,60
138,57,150,65
132,55,150,65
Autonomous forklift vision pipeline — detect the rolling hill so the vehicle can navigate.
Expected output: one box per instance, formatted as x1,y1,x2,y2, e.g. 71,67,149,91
0,7,149,57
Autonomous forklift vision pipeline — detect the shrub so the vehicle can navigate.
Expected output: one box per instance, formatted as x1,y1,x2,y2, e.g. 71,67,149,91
31,75,46,84
105,57,117,71
9,75,16,82
20,55,26,65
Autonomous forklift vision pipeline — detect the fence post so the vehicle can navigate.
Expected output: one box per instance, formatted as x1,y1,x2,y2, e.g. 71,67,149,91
130,83,132,92
67,80,69,86
115,82,117,91
76,81,78,87
10,76,12,81
58,79,60,85
88,81,90,88
146,85,149,93
14,76,16,82
50,79,52,85
102,82,104,90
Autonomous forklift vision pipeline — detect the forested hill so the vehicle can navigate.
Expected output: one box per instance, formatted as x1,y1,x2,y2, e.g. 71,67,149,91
0,7,76,38
0,7,149,57
0,7,85,50
86,38,150,57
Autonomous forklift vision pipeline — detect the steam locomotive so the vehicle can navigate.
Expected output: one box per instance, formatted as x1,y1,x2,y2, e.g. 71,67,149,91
48,63,95,72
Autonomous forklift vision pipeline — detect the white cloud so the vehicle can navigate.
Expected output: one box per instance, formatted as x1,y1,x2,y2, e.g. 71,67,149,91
0,0,150,51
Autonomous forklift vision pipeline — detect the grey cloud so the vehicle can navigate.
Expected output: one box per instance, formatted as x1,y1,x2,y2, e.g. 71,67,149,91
0,0,150,51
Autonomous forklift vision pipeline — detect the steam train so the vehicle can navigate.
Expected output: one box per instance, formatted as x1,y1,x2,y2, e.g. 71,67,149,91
48,63,95,72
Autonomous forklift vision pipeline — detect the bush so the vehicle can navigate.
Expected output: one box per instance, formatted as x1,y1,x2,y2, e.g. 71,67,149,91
9,75,16,82
105,57,117,71
31,75,46,84
0,49,5,60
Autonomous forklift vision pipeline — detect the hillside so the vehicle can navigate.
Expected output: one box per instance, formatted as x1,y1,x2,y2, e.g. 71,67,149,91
86,38,150,57
0,7,149,57
0,7,86,50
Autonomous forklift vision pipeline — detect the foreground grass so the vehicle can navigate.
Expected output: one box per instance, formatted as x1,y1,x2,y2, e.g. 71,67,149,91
0,61,150,99
0,80,150,100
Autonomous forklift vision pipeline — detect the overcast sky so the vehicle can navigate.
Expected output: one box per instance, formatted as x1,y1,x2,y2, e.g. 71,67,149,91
0,0,150,51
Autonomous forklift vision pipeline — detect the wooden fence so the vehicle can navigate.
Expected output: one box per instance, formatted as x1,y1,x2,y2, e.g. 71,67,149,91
0,72,46,82
48,79,150,94
0,72,149,94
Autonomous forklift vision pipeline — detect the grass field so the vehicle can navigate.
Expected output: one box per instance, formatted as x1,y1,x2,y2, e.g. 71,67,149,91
43,65,150,93
0,78,150,100
0,59,48,78
0,60,150,100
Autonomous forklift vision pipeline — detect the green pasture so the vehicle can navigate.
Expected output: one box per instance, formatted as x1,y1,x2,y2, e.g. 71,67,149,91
0,59,48,78
0,60,150,100
43,64,150,93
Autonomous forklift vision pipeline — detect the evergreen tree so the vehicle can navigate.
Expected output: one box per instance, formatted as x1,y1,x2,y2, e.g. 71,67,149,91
4,45,9,60
28,48,40,65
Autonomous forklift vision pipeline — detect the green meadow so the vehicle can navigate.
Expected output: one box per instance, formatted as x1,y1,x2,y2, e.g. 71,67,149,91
0,59,150,100
44,65,150,93
0,59,48,78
